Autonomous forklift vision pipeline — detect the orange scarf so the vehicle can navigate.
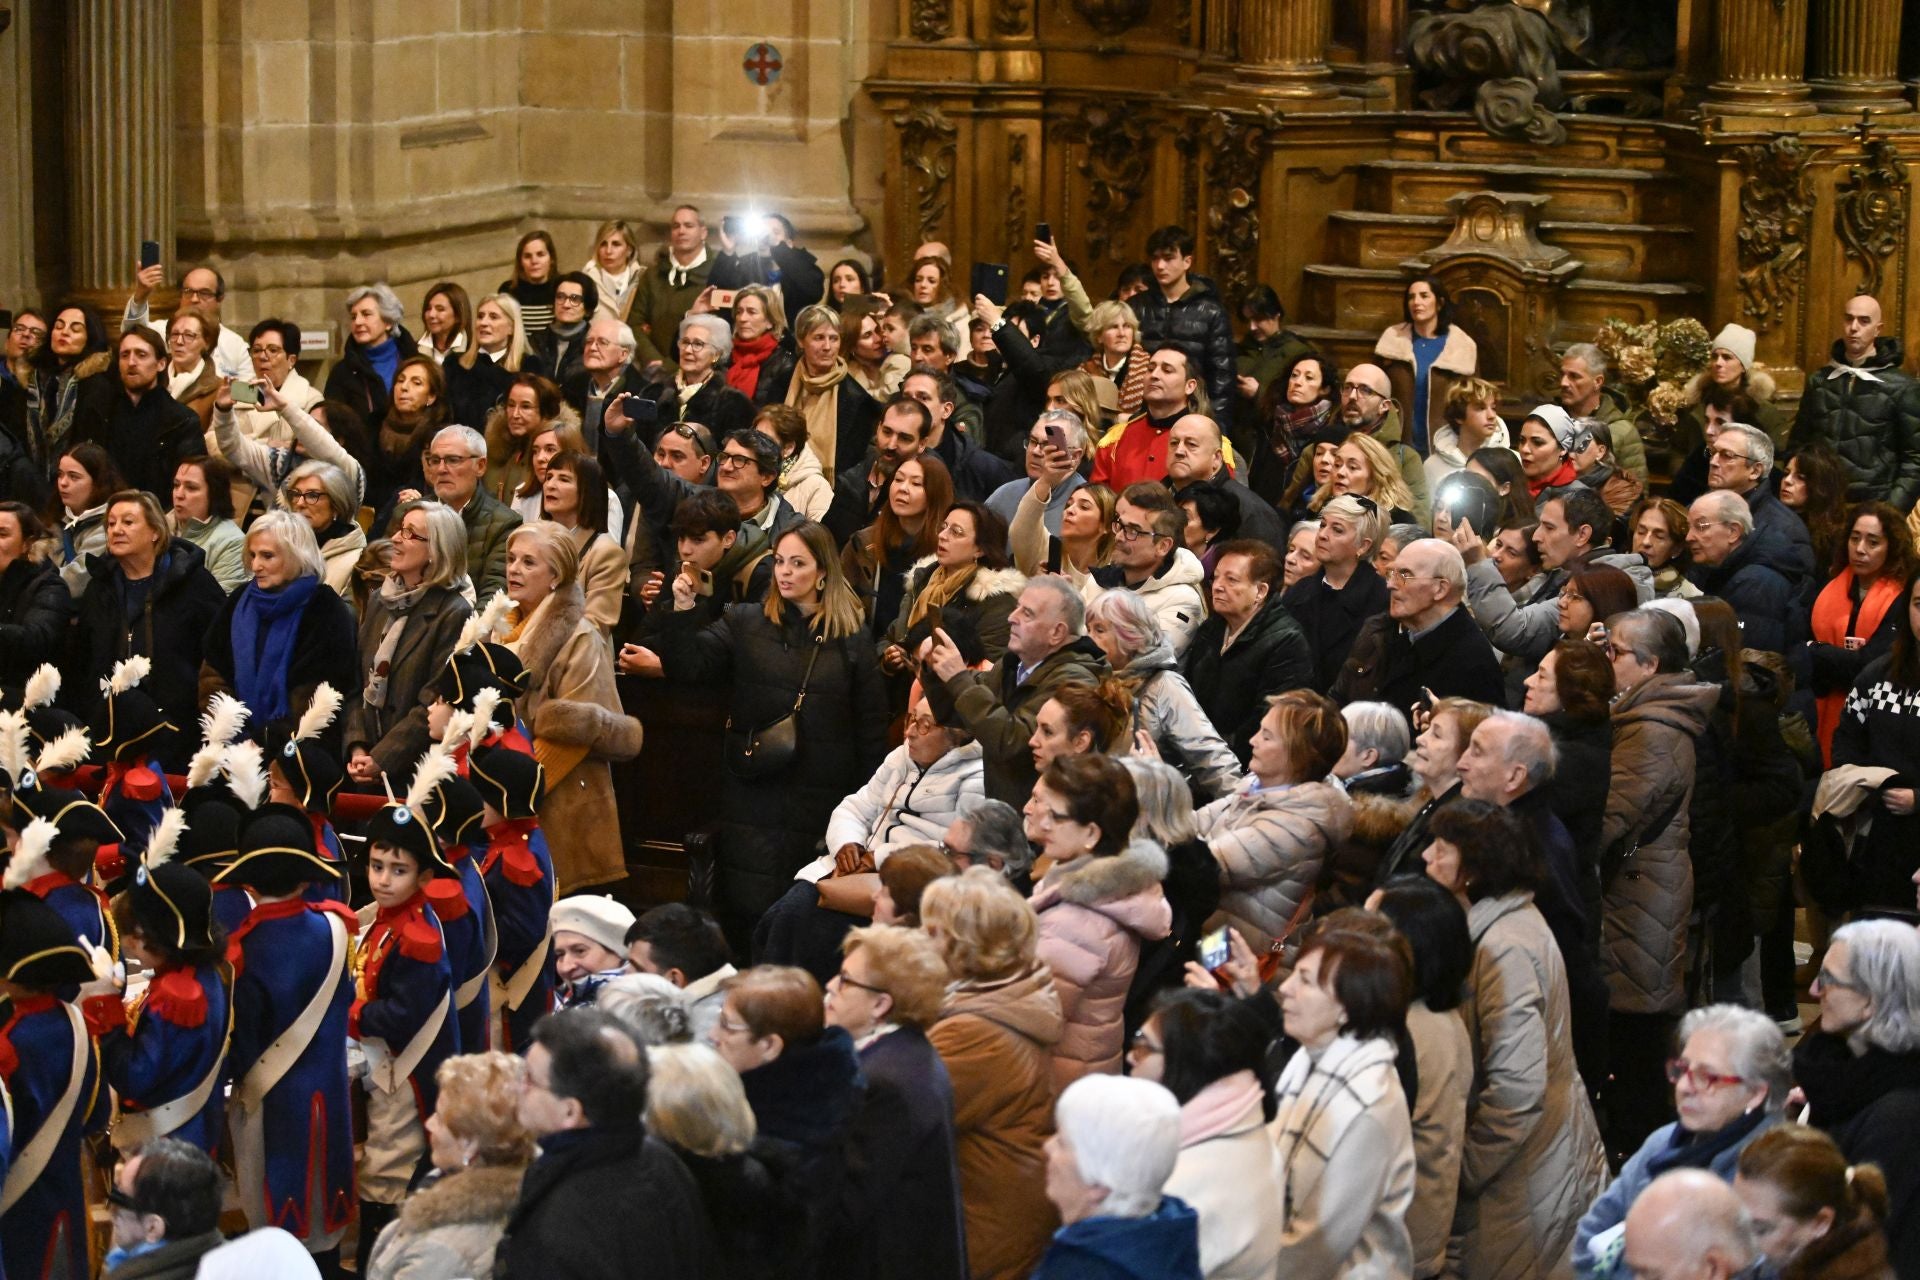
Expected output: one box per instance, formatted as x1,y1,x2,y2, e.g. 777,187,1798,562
1811,569,1903,765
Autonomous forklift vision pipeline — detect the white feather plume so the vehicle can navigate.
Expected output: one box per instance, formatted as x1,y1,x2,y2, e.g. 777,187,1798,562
32,727,92,776
441,709,475,755
0,710,30,785
200,693,250,751
468,688,503,750
21,664,59,711
101,655,152,698
403,745,460,825
454,592,513,655
294,683,343,743
3,818,56,891
223,740,268,811
145,808,188,870
185,743,225,790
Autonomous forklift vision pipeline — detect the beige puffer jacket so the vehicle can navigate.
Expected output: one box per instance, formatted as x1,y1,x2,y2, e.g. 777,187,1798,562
1200,777,1353,951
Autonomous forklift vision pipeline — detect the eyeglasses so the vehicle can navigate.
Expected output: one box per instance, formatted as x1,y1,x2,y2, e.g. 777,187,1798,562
1665,1058,1748,1091
555,291,587,305
716,452,758,471
1688,518,1732,533
1028,804,1073,827
9,322,46,339
249,344,287,357
392,525,427,544
1812,966,1867,994
904,715,942,734
179,286,220,302
1708,448,1757,465
1340,383,1385,399
714,1013,754,1037
670,423,715,453
423,453,479,469
1130,1027,1165,1055
105,1184,141,1213
832,967,889,997
1350,495,1380,516
1111,520,1155,542
1384,567,1439,584
286,488,330,506
680,338,712,352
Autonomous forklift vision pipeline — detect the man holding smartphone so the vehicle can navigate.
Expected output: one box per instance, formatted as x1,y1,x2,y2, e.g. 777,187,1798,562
125,258,251,380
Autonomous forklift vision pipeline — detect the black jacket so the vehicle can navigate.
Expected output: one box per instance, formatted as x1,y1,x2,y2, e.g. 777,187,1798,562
746,338,800,409
1687,535,1799,656
1792,337,1920,509
496,1126,716,1280
930,416,1018,503
645,374,755,445
655,605,888,920
829,1026,967,1280
529,324,589,387
711,243,827,316
1180,598,1314,765
323,325,420,435
1832,653,1920,911
674,1142,809,1280
0,556,72,689
67,539,228,770
740,1027,866,1272
1331,605,1508,717
755,366,881,479
1792,1033,1920,1280
74,382,201,502
981,325,1061,463
1129,273,1239,416
1280,560,1392,693
823,459,883,548
1542,710,1613,875
444,352,517,432
1171,470,1287,551
201,578,363,753
0,379,49,508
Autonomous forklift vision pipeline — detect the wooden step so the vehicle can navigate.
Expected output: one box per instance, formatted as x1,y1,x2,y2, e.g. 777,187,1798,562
1302,264,1412,335
1558,277,1705,335
1326,209,1694,284
1326,211,1451,270
1360,159,1681,224
1288,324,1382,375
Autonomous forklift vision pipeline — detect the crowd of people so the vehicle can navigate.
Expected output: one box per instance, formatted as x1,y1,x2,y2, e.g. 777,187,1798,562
1,206,1920,1280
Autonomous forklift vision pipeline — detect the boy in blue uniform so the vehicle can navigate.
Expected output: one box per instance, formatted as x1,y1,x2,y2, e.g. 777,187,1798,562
0,825,110,1280
176,695,255,937
422,765,496,1056
100,808,231,1155
351,748,461,1272
215,803,359,1272
266,683,349,905
425,611,535,772
470,745,554,1051
10,783,122,955
89,657,177,874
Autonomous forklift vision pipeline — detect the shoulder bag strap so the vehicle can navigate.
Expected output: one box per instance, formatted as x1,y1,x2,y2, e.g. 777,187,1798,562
790,635,825,713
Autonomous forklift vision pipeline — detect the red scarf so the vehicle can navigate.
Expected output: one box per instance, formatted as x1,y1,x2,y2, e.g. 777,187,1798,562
1811,569,1904,764
727,331,780,399
1528,458,1578,497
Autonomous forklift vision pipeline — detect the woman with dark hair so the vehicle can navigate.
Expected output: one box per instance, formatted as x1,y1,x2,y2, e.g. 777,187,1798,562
168,455,247,592
419,280,474,367
1466,446,1537,527
1025,753,1171,1086
881,497,1024,674
1028,678,1133,782
1423,800,1609,1280
1371,874,1475,1280
52,440,124,595
1781,443,1851,575
844,452,953,637
826,258,872,308
1735,1124,1895,1280
484,372,566,504
540,449,626,636
1557,565,1641,642
1375,274,1477,456
1128,989,1283,1280
373,355,450,509
1253,352,1338,506
1831,564,1920,914
33,301,113,458
1522,639,1617,870
0,500,70,687
500,229,560,334
1270,929,1417,1280
1627,497,1700,600
1809,502,1915,765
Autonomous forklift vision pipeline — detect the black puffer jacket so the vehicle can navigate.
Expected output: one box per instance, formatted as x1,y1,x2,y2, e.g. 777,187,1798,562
656,604,888,921
323,325,420,435
0,556,72,689
1791,337,1920,509
1281,561,1392,693
0,380,49,508
1180,597,1314,765
1129,273,1238,414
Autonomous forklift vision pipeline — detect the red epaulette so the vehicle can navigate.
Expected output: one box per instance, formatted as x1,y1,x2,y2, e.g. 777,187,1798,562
94,843,128,882
396,912,443,964
0,1032,16,1080
423,878,469,921
348,998,365,1039
143,969,208,1029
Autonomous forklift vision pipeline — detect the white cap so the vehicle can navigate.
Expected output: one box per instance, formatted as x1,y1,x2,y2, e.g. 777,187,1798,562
549,895,637,957
1710,324,1757,370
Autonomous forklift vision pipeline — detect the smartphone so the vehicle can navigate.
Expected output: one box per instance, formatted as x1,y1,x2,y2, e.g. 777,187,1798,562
709,289,738,310
229,380,262,406
140,239,161,269
1199,926,1231,971
1035,222,1053,245
970,262,1010,308
1044,421,1070,454
1586,621,1609,644
695,568,715,596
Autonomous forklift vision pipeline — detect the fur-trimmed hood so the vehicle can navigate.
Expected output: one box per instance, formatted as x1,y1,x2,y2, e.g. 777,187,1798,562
1039,837,1169,911
1681,367,1777,407
900,555,1028,603
508,578,588,677
395,1163,527,1234
1374,323,1477,377
1349,786,1421,848
66,350,113,382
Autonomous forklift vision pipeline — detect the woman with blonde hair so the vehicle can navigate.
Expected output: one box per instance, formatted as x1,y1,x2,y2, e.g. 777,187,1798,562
365,1052,536,1280
728,284,793,403
635,520,889,945
448,293,530,429
583,218,641,322
921,868,1066,1280
1317,431,1419,525
1079,300,1146,419
501,520,642,893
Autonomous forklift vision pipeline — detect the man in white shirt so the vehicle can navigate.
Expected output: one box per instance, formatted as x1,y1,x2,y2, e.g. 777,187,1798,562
125,262,250,380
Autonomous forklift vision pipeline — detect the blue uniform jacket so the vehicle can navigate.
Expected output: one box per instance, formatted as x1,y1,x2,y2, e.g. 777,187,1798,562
481,818,555,1052
438,846,495,1057
354,892,458,1119
101,961,230,1153
0,997,107,1280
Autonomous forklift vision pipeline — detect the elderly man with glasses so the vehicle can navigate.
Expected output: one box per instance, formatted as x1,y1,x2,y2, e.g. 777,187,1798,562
1705,421,1814,588
1684,489,1796,655
1331,536,1504,717
125,260,252,379
424,424,521,601
562,314,646,447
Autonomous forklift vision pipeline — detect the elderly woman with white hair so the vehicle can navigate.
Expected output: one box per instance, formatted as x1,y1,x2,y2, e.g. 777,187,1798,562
1036,1074,1202,1279
1318,701,1417,913
446,293,530,430
1793,918,1920,1279
595,972,693,1046
342,500,473,785
500,520,642,894
1575,1003,1790,1279
1086,587,1242,801
324,282,417,434
650,312,754,442
278,459,367,598
210,374,367,522
199,508,361,737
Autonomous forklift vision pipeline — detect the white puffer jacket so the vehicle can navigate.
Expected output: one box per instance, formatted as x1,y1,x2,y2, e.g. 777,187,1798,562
799,740,985,877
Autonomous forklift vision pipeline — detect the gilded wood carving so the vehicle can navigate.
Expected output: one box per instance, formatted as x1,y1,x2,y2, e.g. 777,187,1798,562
1836,123,1909,298
895,105,960,248
1733,135,1812,332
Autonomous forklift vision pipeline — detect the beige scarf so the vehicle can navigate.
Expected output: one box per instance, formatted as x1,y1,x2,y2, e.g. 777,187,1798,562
786,359,850,472
907,563,975,628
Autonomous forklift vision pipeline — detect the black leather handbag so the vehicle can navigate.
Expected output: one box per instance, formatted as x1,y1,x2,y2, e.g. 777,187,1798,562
726,636,823,779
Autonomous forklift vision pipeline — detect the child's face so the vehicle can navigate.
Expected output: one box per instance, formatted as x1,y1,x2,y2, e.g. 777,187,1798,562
122,928,164,971
267,760,296,806
482,802,506,828
367,842,426,910
427,698,453,742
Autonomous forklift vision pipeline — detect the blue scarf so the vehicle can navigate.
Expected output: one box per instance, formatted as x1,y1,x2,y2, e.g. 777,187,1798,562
365,335,399,390
232,575,321,720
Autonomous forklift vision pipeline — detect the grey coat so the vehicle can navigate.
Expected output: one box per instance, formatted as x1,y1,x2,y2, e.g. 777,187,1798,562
343,583,474,779
1452,892,1608,1280
1125,638,1243,801
367,1162,526,1280
1599,675,1717,1014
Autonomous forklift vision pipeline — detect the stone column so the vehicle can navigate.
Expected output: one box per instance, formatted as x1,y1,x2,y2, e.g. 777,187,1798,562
1702,0,1816,116
1233,0,1336,97
64,0,172,300
1808,0,1908,112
